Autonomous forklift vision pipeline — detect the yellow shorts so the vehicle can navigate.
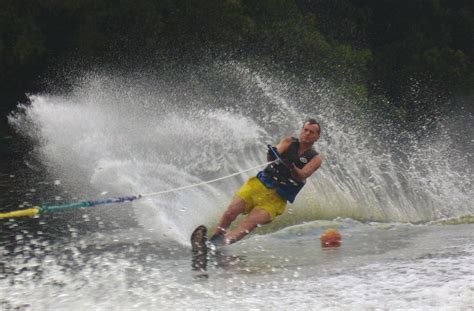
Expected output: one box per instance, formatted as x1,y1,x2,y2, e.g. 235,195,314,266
235,176,287,221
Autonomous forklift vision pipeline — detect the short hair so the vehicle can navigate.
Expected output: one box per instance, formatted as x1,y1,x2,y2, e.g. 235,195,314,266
304,118,321,135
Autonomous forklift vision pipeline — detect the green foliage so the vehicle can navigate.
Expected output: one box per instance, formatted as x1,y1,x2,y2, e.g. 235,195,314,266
0,1,46,65
340,82,368,104
0,0,472,117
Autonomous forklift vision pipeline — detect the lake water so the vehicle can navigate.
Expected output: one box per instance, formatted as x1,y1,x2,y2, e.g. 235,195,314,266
1,63,472,309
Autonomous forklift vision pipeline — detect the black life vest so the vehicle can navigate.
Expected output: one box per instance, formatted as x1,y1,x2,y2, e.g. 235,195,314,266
258,137,318,203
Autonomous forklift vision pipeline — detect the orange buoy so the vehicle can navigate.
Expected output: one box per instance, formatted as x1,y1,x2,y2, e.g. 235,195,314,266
320,228,342,248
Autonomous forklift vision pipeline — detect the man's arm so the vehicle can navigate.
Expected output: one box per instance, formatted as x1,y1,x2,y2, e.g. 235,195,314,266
267,137,292,161
291,155,322,182
275,136,293,154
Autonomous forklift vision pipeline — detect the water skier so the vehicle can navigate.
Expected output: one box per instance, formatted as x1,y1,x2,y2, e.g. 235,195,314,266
205,118,322,247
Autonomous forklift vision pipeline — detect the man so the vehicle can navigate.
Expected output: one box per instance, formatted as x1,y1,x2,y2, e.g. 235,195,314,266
209,118,322,246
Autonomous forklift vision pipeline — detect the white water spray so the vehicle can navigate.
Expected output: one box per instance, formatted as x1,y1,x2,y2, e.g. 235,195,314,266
8,62,473,244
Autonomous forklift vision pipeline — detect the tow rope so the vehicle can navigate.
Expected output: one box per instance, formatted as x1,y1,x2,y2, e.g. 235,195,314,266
0,161,271,219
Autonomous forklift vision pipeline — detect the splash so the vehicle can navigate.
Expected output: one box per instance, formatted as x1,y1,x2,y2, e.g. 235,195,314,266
8,62,473,244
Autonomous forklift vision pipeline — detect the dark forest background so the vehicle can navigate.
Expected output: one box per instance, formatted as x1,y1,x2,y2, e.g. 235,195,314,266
1,0,473,122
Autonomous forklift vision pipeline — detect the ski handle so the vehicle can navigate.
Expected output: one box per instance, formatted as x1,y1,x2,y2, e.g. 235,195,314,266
267,144,291,169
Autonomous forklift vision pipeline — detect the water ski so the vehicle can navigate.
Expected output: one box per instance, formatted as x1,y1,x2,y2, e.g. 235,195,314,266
191,225,208,272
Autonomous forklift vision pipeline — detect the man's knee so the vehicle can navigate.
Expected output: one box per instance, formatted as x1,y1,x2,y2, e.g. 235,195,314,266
242,208,272,227
251,208,272,224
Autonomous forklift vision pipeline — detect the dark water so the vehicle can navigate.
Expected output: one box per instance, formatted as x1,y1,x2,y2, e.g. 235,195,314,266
0,94,139,257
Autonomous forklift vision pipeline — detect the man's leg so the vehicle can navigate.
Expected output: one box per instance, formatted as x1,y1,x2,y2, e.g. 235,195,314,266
212,196,246,236
224,208,272,245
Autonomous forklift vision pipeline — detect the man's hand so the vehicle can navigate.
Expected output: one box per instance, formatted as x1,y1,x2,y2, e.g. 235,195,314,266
267,145,280,161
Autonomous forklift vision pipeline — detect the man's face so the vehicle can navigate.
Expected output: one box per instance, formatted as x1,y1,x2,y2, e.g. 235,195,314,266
299,123,320,144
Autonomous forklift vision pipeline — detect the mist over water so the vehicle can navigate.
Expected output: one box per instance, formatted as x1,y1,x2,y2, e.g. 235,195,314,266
8,61,473,244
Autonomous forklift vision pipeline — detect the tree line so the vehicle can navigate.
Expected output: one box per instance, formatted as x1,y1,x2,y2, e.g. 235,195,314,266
1,0,472,120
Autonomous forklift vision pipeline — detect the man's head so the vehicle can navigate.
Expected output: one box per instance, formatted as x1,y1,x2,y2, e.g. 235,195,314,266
299,118,320,145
